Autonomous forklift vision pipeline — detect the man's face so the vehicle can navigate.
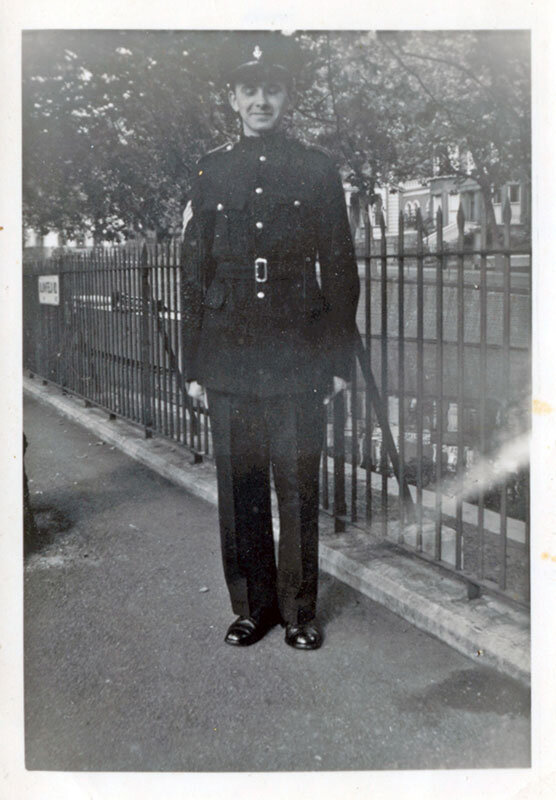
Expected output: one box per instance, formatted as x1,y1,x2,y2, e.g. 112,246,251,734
228,79,290,137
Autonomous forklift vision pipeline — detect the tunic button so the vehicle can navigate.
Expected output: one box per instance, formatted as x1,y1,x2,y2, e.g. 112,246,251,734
255,187,263,194
294,200,301,206
256,221,264,230
226,144,233,151
259,155,267,162
257,291,265,299
216,203,224,211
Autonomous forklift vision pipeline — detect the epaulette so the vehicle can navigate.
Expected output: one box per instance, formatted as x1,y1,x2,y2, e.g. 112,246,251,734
300,141,333,159
200,140,237,160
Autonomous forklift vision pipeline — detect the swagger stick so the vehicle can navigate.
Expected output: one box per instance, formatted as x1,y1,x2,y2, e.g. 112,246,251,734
354,331,415,516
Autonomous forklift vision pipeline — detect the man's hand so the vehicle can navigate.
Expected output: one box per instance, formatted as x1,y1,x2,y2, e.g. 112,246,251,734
323,376,347,405
186,381,207,406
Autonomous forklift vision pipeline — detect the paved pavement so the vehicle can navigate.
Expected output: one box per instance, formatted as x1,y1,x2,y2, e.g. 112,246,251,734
23,395,530,772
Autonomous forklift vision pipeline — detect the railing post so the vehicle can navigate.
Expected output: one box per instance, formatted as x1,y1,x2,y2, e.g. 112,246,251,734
178,242,188,447
57,264,66,389
434,206,444,561
397,209,406,537
363,199,372,522
379,210,388,534
415,207,424,549
478,196,488,581
456,202,466,571
499,197,512,591
140,243,153,438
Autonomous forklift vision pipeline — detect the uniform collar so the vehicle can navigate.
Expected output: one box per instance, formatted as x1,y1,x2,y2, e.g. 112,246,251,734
237,128,288,151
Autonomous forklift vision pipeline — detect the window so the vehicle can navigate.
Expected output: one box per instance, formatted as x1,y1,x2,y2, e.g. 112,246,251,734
509,184,520,203
468,192,476,221
493,188,502,204
403,201,420,229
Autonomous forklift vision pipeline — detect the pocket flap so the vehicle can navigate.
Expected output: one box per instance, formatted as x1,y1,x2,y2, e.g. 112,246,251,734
201,179,250,211
203,280,228,310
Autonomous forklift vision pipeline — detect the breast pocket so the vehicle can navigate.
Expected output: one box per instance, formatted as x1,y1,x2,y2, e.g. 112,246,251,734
266,197,314,255
202,184,249,259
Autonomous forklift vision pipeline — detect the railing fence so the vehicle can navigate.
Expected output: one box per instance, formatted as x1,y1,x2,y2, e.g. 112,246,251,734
23,200,531,606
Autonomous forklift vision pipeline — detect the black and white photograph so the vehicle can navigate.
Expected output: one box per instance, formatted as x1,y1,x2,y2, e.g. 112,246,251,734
2,2,556,797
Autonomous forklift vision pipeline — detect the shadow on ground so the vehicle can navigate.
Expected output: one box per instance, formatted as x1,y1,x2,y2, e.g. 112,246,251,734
396,666,531,721
24,502,74,556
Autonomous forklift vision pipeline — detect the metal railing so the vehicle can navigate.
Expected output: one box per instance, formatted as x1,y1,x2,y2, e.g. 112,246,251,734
336,201,530,606
23,242,212,457
23,200,531,606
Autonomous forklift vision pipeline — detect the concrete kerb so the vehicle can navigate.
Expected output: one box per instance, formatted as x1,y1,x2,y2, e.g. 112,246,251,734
23,376,531,685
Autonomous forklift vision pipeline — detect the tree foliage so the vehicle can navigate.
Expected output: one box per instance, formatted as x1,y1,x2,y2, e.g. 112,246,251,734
22,30,531,241
23,31,236,240
375,30,531,234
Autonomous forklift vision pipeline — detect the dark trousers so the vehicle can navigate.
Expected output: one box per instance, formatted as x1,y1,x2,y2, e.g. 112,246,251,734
207,390,325,625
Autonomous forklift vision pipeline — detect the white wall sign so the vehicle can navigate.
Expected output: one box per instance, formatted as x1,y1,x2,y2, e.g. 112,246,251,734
38,274,60,306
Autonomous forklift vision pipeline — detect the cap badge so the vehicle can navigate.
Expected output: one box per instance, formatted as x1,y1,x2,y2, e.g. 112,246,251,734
253,45,263,61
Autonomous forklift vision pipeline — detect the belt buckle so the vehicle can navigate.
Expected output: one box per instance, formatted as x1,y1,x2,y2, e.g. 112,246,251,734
254,257,268,283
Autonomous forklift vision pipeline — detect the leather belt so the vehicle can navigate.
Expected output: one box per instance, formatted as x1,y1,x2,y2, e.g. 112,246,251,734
215,258,309,283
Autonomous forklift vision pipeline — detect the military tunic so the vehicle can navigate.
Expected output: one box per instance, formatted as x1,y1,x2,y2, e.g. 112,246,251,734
182,130,360,624
182,131,360,396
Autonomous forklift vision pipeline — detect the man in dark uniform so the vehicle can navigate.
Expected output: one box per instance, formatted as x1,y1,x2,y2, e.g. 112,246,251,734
182,34,359,650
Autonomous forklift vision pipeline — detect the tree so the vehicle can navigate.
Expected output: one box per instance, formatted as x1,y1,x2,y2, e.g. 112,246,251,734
292,32,429,198
292,31,530,239
22,31,238,241
374,31,531,239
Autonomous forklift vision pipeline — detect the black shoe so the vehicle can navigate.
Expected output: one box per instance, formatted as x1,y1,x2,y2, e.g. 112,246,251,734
224,611,281,647
284,621,323,650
